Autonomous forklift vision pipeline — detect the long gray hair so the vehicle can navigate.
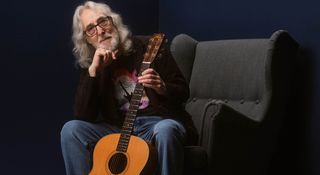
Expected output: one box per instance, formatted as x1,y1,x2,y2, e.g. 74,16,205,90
72,1,132,68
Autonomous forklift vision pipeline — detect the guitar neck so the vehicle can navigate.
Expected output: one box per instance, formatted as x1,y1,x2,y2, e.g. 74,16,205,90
116,33,165,153
116,62,151,152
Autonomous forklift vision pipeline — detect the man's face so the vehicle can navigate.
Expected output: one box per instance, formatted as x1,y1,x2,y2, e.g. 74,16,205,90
80,8,120,50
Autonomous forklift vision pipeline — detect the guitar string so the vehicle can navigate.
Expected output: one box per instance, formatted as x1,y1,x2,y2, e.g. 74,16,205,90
108,34,164,173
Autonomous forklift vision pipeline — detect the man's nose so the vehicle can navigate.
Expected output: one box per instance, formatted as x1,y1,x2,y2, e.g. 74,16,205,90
97,26,112,35
96,26,106,35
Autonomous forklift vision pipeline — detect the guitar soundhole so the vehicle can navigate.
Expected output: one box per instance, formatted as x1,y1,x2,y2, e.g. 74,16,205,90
108,152,128,174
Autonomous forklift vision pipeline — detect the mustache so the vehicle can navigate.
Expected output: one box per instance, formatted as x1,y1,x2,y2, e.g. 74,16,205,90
100,33,112,41
97,32,120,51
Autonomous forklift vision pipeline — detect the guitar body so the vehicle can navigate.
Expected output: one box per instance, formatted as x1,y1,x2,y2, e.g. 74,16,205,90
89,134,157,175
90,33,165,175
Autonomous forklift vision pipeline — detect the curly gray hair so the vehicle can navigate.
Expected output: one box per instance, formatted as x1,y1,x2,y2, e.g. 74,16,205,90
72,1,132,68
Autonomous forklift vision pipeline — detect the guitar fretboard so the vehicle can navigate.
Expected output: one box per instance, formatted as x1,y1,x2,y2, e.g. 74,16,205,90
116,62,151,152
116,33,165,153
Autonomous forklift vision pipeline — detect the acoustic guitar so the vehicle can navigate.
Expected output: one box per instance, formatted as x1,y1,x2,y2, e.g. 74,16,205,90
89,33,166,175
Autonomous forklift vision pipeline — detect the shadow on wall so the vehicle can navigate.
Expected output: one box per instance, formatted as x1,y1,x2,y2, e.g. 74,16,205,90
268,47,314,175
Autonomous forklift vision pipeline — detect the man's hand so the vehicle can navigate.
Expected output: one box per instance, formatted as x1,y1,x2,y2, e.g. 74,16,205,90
88,48,118,77
138,68,167,96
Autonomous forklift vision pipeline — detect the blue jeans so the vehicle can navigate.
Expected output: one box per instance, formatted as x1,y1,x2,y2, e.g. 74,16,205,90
60,116,186,175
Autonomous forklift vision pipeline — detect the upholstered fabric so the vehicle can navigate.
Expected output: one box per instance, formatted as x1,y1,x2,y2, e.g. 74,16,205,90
171,30,299,175
183,146,208,174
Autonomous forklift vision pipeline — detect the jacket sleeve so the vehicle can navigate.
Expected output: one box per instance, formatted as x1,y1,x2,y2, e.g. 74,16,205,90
153,43,190,105
73,69,100,121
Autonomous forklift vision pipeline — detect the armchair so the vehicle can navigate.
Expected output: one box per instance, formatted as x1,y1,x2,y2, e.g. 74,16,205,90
170,30,299,175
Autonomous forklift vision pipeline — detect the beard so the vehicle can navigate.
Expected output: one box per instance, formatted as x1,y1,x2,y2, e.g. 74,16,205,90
96,30,120,51
110,31,120,51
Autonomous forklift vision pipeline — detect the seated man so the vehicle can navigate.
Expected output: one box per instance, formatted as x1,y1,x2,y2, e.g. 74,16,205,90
60,1,198,175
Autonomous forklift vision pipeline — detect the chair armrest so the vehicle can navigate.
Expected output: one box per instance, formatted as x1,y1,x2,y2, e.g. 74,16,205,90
214,102,259,128
198,100,259,147
204,102,262,174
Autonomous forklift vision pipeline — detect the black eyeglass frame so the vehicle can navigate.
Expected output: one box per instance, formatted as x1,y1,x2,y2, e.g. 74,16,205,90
84,16,113,37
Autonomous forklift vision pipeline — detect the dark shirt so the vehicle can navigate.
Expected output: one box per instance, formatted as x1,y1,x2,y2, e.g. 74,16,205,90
73,36,198,145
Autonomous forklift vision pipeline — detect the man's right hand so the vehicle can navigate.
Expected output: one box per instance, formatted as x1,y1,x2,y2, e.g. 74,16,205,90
88,48,118,77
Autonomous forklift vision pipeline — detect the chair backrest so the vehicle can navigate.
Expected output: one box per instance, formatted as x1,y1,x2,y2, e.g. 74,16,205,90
171,30,299,142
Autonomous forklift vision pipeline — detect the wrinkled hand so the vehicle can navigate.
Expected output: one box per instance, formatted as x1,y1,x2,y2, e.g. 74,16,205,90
138,68,167,96
88,48,118,77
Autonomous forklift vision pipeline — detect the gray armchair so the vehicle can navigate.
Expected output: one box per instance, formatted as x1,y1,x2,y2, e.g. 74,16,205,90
171,30,299,175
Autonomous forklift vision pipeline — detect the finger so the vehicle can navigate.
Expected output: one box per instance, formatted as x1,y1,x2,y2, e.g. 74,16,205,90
93,54,104,66
139,78,161,85
98,48,108,55
111,52,116,60
103,50,113,62
142,68,158,75
141,83,161,89
105,49,112,57
141,68,155,75
138,74,160,81
96,49,107,60
142,83,153,88
112,49,119,60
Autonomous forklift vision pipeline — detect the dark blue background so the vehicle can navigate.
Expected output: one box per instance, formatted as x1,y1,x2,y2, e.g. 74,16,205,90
0,0,158,174
1,0,319,174
159,0,320,175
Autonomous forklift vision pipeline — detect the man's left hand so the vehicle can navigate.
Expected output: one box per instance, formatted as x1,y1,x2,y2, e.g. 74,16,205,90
138,68,167,96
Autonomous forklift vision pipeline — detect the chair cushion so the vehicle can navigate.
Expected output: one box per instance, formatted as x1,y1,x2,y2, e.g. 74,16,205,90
183,146,208,175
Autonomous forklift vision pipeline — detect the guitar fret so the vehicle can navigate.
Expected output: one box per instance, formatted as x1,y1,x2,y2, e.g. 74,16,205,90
126,113,136,117
119,135,130,142
117,145,128,152
117,132,131,152
118,144,129,149
125,118,135,123
128,110,137,115
118,142,129,147
131,96,141,101
127,114,136,119
119,139,129,144
123,122,133,128
120,134,130,140
130,100,140,106
122,126,133,132
117,148,127,152
132,94,143,98
118,142,127,146
120,138,129,143
129,108,139,113
117,146,128,152
133,91,143,96
129,102,140,106
121,129,132,134
122,126,133,133
130,104,139,109
114,33,165,154
135,87,144,92
135,94,143,98
133,89,143,94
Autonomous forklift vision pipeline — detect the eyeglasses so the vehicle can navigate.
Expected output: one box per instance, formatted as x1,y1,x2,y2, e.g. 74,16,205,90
84,16,113,37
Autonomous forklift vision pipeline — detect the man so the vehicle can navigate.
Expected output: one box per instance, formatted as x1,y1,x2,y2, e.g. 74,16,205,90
60,1,198,175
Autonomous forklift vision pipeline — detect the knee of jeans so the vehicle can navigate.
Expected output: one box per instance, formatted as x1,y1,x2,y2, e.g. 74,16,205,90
153,119,186,139
60,120,84,142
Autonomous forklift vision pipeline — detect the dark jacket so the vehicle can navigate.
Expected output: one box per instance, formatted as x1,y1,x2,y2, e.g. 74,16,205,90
73,36,198,145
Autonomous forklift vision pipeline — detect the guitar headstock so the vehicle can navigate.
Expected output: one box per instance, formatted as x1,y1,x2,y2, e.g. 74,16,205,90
143,33,167,63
